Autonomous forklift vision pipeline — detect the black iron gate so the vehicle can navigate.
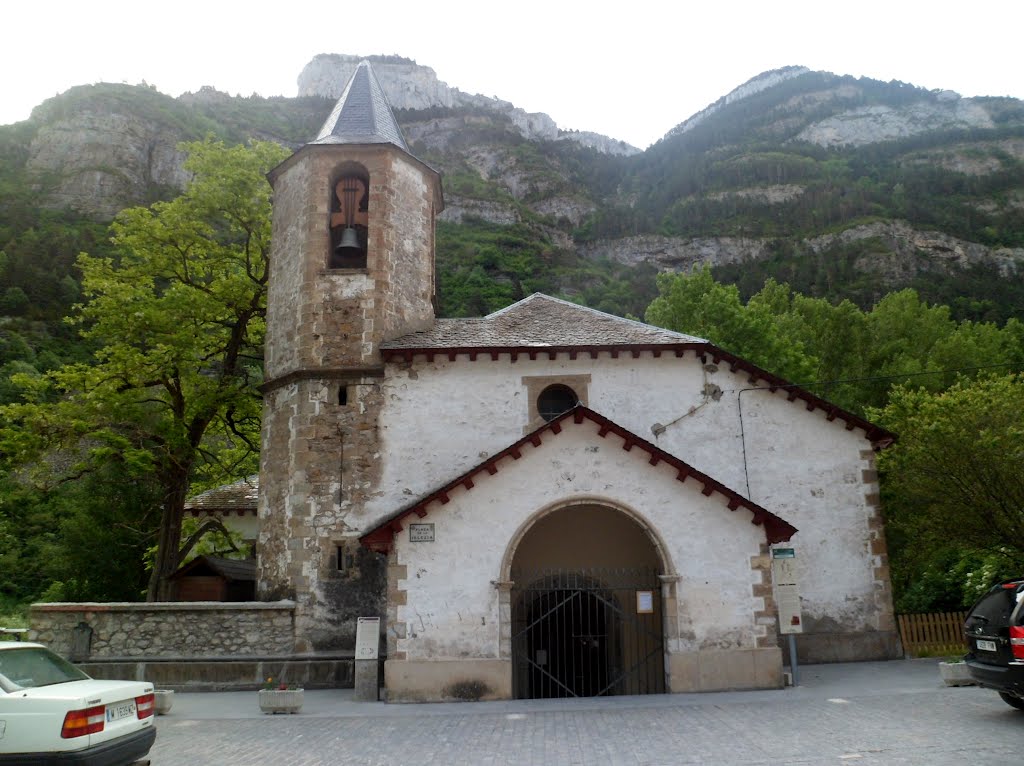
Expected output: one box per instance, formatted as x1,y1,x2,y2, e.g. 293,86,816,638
510,567,665,699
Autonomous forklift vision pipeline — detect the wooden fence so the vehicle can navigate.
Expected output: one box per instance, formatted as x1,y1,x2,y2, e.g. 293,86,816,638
897,611,968,657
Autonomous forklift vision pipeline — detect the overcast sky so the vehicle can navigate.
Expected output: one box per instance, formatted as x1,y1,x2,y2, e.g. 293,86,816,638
4,1,1022,149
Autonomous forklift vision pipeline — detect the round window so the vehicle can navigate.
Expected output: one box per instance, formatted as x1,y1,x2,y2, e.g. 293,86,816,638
537,384,579,422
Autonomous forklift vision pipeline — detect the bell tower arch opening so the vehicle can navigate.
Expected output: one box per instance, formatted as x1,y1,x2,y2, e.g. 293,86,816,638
328,162,370,269
505,501,671,699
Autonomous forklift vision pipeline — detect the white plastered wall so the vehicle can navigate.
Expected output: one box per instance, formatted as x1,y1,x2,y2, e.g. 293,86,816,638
199,512,260,544
372,350,885,644
739,389,878,630
391,419,769,661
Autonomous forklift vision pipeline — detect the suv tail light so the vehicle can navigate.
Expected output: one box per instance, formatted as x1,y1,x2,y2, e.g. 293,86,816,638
136,692,155,719
61,705,105,738
1011,626,1024,660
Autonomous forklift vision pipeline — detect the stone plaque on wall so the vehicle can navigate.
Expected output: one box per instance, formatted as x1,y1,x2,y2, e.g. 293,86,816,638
409,523,435,542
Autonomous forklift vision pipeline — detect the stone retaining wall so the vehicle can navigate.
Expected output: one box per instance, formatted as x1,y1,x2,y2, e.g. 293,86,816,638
26,601,364,691
75,656,356,691
30,601,297,659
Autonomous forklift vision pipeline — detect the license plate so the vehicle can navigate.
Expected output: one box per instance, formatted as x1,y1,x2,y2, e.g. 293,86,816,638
106,701,137,722
976,639,997,652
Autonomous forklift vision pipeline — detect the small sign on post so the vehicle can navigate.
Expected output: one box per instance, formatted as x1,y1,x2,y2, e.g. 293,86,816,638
353,616,381,702
771,547,802,687
772,553,803,636
355,616,380,660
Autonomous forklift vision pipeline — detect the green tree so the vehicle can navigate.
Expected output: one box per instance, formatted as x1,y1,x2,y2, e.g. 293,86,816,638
0,138,288,600
0,287,29,315
41,463,162,602
644,266,817,383
864,289,956,393
0,475,58,604
785,294,872,413
875,375,1024,607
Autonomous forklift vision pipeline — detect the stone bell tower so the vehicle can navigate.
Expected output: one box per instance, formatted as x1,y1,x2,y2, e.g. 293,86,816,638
257,61,443,651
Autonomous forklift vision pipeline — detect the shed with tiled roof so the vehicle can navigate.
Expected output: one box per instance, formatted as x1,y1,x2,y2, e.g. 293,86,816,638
168,555,256,602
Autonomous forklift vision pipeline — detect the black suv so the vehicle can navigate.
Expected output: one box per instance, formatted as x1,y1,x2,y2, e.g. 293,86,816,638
964,577,1024,710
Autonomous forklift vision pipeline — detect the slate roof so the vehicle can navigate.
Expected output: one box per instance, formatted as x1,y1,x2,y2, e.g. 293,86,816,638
184,475,258,515
382,293,705,350
380,293,895,444
360,404,797,554
311,59,409,151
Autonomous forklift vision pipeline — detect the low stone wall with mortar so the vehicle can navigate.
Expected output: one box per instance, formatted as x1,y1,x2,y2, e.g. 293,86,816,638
28,601,363,690
30,601,297,659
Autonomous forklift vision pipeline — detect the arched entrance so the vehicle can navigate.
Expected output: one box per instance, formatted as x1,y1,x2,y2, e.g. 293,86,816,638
507,502,668,699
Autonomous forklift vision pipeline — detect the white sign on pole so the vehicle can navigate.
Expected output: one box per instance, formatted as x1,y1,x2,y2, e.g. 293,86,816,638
355,616,380,660
771,548,803,635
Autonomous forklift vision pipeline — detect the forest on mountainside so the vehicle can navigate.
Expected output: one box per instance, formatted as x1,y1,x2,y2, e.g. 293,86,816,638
2,67,1024,621
5,69,1024,331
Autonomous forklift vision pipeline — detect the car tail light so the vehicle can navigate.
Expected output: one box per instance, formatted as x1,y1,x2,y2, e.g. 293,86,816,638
136,692,155,719
1011,626,1024,660
61,705,105,738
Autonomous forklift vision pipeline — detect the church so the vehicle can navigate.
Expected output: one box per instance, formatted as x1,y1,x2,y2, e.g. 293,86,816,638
252,61,899,702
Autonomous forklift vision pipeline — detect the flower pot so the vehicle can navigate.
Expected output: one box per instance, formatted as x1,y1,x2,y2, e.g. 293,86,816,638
939,661,975,687
153,689,174,715
258,688,304,714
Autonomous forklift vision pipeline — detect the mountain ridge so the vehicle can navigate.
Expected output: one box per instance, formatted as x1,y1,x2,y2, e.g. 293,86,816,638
2,55,1023,330
665,65,813,140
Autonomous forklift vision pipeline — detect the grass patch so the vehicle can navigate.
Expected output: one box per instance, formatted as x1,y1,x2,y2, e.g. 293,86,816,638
0,599,29,629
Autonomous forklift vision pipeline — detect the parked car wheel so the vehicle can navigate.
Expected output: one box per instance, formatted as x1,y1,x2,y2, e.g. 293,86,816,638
998,692,1024,711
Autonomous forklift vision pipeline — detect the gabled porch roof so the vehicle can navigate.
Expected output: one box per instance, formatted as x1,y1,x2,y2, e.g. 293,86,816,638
360,405,797,554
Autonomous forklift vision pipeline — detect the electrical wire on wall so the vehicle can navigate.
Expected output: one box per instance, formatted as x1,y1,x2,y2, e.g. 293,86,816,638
733,361,1023,500
650,360,1022,500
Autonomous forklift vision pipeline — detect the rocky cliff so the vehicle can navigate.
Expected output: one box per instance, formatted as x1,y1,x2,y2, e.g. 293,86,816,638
662,66,1011,151
26,88,192,219
577,222,1024,279
806,220,1024,278
298,53,639,156
298,54,457,110
796,94,995,148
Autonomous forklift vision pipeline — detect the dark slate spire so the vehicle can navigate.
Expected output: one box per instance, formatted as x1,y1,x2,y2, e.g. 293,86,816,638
311,60,409,151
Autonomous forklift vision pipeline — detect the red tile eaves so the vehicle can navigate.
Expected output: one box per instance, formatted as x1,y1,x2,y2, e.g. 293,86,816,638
185,507,255,517
380,342,896,446
358,405,798,554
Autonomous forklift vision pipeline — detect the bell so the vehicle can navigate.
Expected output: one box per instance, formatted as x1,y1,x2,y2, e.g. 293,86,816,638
334,227,362,256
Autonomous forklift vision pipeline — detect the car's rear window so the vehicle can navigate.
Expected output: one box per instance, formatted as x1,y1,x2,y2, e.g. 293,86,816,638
967,582,1024,628
0,647,90,692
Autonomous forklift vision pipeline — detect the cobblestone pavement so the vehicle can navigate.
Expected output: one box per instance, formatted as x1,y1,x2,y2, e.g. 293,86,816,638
148,661,1020,765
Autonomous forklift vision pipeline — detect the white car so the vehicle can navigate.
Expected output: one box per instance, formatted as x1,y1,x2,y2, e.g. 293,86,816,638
0,639,156,765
